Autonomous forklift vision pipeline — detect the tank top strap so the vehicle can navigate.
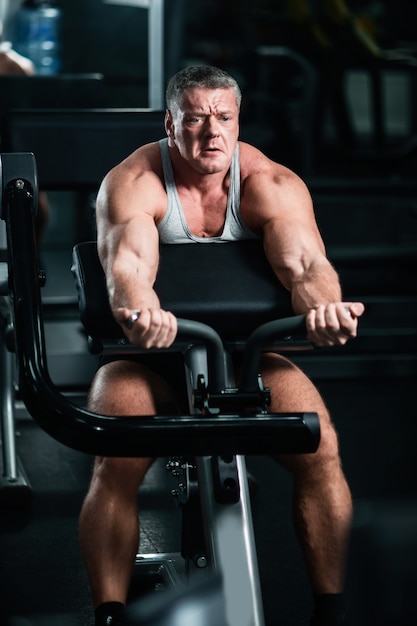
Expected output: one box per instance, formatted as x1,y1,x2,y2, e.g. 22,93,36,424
226,142,241,226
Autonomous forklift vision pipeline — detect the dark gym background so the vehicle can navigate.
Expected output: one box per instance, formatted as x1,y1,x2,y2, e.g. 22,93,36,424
1,1,417,625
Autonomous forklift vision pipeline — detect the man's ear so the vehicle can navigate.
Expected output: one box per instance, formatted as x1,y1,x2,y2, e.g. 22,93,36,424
164,109,175,144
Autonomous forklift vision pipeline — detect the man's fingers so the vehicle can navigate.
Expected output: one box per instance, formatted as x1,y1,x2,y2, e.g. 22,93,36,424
349,302,365,318
307,302,364,347
116,307,177,348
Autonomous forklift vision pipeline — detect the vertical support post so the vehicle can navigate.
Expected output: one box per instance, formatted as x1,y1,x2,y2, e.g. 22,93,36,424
0,328,18,481
196,455,265,626
103,0,165,109
184,345,265,626
148,0,164,109
0,155,34,506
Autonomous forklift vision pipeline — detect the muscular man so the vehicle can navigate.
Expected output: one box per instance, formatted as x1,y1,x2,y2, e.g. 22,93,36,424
79,65,364,626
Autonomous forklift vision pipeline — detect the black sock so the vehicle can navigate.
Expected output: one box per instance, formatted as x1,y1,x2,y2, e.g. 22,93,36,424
95,601,126,626
311,593,347,625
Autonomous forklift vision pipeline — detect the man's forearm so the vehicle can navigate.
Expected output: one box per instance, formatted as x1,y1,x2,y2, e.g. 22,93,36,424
290,261,342,314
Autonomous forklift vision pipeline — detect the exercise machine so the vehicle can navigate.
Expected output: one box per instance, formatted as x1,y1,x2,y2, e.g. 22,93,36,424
1,152,320,626
73,239,319,626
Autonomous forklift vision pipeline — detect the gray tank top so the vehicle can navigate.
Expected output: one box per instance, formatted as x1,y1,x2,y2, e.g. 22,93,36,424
157,138,257,243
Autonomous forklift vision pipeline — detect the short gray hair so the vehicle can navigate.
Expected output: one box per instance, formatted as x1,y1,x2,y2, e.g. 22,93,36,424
166,65,242,112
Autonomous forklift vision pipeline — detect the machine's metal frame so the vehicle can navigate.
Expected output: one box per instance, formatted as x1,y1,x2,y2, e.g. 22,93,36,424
0,152,320,625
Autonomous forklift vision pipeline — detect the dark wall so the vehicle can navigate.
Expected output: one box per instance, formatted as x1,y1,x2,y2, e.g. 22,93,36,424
58,0,147,78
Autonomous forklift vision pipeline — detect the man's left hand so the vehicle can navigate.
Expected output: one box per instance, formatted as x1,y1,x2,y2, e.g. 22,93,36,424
306,302,365,347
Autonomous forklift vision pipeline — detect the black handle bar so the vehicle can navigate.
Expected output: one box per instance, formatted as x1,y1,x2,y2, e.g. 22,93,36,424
174,316,307,393
239,315,307,392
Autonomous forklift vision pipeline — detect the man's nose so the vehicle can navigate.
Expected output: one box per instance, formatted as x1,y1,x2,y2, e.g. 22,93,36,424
205,116,220,136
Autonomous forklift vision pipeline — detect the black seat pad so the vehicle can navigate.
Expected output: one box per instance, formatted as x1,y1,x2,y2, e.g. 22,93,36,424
72,239,293,340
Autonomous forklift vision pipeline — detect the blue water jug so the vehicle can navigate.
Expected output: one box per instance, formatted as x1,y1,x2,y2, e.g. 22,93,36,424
13,0,61,75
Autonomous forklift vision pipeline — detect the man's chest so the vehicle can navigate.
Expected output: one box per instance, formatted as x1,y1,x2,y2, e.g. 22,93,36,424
179,190,229,238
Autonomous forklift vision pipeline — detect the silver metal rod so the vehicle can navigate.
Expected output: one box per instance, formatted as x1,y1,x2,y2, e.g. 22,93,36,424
196,455,265,626
1,340,18,480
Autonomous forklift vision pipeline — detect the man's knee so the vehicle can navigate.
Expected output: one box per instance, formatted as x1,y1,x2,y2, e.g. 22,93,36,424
87,455,153,503
260,353,330,415
277,418,342,481
88,360,178,416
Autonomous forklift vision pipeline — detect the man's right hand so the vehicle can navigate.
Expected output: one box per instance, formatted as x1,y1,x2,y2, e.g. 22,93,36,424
115,307,178,349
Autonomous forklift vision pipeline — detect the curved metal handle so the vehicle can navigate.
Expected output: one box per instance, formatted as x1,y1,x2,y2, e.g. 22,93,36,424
177,318,227,392
239,315,307,392
175,316,308,394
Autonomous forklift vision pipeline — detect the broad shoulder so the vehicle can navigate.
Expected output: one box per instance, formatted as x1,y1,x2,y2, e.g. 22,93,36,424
239,141,311,205
97,141,166,221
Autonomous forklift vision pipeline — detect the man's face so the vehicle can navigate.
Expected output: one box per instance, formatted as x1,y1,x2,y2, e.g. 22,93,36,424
165,86,240,175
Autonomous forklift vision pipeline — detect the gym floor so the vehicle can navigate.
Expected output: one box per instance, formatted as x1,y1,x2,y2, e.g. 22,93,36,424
1,247,417,626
